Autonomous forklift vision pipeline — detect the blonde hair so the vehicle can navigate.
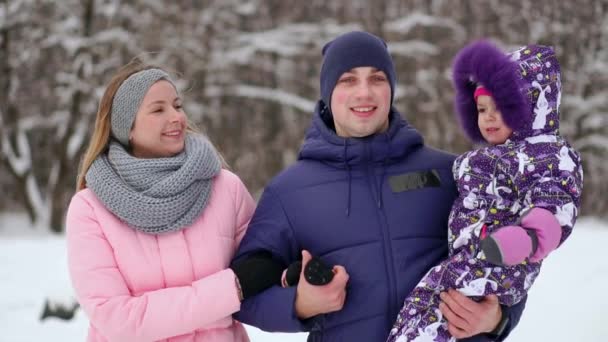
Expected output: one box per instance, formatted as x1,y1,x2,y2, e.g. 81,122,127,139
76,60,227,191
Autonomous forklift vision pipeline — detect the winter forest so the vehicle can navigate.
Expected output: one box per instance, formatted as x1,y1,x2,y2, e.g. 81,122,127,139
0,0,606,233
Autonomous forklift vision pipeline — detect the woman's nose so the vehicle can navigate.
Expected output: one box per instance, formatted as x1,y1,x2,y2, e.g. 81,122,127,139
170,108,185,122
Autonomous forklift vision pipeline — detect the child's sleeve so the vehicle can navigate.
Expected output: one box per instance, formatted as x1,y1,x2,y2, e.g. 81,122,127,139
514,144,583,244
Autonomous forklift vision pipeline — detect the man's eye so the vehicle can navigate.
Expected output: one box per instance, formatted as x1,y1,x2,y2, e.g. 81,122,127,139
339,77,355,83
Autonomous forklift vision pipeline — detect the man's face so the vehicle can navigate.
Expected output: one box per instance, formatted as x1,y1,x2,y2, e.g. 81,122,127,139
330,67,391,138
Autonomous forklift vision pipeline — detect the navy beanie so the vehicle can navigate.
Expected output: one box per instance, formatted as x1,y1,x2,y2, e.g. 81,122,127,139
320,31,396,111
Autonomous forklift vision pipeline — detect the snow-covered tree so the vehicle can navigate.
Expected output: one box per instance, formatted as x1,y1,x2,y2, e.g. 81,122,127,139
0,0,606,232
0,0,142,232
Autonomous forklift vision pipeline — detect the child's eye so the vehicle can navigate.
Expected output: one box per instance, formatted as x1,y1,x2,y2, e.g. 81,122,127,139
174,104,183,110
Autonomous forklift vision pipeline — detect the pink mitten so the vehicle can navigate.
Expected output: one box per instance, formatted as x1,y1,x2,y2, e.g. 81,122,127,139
481,226,533,266
481,208,562,265
520,208,562,262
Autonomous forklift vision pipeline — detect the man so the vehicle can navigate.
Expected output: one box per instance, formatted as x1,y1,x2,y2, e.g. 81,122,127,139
233,31,525,341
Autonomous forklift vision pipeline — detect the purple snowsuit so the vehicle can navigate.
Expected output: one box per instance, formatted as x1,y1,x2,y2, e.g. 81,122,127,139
387,41,583,342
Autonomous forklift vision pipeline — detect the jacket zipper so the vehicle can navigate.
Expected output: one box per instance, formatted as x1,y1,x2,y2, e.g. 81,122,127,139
364,142,398,328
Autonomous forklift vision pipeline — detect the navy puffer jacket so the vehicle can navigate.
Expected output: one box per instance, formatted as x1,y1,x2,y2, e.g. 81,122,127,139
234,102,525,341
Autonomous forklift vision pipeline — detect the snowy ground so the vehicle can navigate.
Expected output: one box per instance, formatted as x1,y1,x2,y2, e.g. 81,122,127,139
1,214,607,341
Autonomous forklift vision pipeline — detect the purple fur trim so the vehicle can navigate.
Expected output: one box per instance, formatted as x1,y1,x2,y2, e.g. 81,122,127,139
451,40,532,143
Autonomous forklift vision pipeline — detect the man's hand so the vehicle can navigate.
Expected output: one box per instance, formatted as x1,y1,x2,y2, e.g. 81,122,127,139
438,289,502,339
294,250,349,319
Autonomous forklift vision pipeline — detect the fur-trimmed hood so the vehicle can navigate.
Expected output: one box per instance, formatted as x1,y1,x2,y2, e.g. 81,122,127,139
452,40,562,143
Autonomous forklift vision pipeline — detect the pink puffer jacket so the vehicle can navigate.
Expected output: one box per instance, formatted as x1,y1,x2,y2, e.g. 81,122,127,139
67,169,254,342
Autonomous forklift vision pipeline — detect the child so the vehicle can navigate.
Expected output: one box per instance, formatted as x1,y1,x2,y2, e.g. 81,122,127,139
386,40,583,342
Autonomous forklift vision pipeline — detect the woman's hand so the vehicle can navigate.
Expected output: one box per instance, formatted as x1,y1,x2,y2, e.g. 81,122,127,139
230,250,284,300
439,289,502,339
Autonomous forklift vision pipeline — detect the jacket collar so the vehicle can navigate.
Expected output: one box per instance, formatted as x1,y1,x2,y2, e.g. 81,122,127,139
298,100,424,168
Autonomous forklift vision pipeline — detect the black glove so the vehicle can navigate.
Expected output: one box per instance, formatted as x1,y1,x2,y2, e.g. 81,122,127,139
284,256,334,287
230,250,285,300
285,261,302,287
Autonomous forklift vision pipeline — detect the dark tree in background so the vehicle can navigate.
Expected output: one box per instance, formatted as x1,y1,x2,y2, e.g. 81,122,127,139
0,0,606,232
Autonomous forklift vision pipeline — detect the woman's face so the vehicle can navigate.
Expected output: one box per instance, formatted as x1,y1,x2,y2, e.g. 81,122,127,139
129,80,187,158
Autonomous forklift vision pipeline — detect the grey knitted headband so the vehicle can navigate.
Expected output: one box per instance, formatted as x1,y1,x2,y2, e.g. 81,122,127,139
110,68,176,146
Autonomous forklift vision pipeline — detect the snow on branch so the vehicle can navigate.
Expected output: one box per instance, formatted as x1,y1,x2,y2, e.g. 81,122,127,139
234,85,315,112
385,13,466,42
235,1,257,15
206,85,315,113
91,28,138,48
220,22,360,65
25,172,48,227
563,93,608,122
0,0,32,30
1,128,32,176
42,27,137,57
581,112,608,131
575,134,608,151
18,112,69,132
388,40,439,57
67,117,89,160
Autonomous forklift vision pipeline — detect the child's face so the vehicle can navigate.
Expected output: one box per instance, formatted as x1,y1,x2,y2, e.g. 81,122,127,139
477,95,513,145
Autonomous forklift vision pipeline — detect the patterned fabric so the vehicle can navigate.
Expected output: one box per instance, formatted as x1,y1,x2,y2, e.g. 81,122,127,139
388,43,583,342
86,134,221,234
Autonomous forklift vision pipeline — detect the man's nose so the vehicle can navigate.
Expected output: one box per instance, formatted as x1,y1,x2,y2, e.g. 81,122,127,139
354,81,372,98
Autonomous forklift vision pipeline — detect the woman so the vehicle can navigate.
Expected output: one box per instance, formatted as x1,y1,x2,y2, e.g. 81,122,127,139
66,61,282,341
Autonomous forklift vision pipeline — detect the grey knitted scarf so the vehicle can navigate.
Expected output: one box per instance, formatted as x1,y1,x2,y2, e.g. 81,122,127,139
86,134,221,234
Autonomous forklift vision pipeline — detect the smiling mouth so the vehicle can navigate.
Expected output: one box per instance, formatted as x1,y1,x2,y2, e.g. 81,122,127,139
486,128,499,133
162,130,183,137
351,106,377,116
